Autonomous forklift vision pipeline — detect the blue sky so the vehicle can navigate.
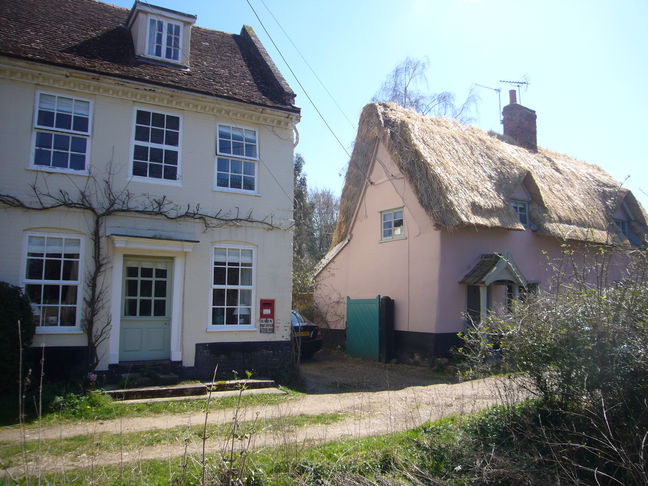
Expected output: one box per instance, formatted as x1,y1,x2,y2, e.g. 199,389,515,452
111,0,648,208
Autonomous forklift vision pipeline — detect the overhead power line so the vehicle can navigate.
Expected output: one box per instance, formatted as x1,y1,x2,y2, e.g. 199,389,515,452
245,0,351,159
259,0,356,131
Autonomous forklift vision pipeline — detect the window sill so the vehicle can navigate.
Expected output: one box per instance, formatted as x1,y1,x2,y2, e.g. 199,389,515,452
212,188,261,197
207,325,257,332
380,235,407,243
28,166,89,177
129,175,182,187
36,327,84,335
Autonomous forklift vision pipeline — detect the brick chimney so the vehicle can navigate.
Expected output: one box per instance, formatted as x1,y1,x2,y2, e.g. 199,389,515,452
502,89,537,151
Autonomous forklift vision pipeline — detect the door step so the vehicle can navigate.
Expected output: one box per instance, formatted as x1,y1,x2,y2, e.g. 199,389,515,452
104,379,276,401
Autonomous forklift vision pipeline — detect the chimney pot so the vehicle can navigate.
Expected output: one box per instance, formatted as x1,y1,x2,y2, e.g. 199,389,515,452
509,89,517,104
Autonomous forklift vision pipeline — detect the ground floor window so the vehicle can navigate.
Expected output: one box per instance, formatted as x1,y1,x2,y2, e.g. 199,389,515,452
24,234,82,329
211,246,255,327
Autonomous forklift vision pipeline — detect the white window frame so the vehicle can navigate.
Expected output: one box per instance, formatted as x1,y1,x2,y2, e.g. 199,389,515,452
146,16,183,63
511,200,529,226
208,244,256,331
214,124,259,194
30,91,92,175
130,107,182,186
381,208,405,241
22,232,84,334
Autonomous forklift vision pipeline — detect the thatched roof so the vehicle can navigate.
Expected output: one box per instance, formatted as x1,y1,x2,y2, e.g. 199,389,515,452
332,103,647,247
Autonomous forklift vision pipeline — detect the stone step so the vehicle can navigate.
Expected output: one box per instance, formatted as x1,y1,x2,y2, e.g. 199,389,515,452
105,379,276,401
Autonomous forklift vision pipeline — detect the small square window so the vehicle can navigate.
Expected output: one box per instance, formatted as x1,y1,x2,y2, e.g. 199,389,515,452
381,209,405,241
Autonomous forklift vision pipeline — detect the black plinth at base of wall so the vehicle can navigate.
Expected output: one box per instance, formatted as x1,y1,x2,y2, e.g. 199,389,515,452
193,340,295,381
27,346,89,381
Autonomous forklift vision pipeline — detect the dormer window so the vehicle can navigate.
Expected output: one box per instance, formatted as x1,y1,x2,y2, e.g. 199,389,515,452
127,2,196,67
614,218,629,238
511,200,529,226
148,18,181,62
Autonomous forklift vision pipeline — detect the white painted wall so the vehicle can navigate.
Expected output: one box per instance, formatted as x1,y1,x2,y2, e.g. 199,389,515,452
0,58,298,369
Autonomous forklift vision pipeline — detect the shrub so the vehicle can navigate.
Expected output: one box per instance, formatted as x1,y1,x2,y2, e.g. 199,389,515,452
0,282,35,393
461,248,648,484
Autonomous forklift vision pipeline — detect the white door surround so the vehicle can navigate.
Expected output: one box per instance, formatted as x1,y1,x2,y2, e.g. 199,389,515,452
108,235,196,365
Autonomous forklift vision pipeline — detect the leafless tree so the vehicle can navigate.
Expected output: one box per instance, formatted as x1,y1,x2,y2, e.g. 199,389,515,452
0,168,284,370
373,56,479,123
309,188,339,261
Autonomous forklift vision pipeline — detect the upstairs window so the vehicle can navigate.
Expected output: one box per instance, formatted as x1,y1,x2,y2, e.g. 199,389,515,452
215,125,258,193
511,200,529,226
147,18,181,62
132,109,181,182
381,209,405,241
33,93,91,172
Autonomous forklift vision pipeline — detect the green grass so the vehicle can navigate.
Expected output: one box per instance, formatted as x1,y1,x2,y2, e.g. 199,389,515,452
0,413,346,468
16,387,302,426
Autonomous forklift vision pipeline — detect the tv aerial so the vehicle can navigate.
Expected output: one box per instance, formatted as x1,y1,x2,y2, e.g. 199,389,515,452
475,83,502,124
499,78,529,104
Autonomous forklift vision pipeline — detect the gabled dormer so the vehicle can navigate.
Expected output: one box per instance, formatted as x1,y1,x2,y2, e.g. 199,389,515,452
126,1,196,68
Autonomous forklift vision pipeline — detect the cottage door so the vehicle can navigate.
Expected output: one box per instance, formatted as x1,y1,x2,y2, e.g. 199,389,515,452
120,257,172,361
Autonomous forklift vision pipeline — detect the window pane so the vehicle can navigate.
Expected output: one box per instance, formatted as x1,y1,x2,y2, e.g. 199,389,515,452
61,285,77,304
125,299,137,316
26,284,42,304
227,268,240,285
163,166,177,180
242,176,255,191
39,94,56,111
217,158,229,172
57,96,73,114
134,145,148,161
70,136,86,153
136,110,150,125
240,250,253,265
27,259,44,279
225,308,238,325
28,236,46,256
60,306,76,326
219,140,231,154
140,279,152,297
44,259,61,280
165,130,178,146
52,151,68,168
42,307,59,326
34,149,51,166
213,289,225,306
213,266,226,285
55,113,72,130
151,112,165,128
212,308,225,325
214,248,227,263
72,116,89,133
226,289,238,306
153,299,166,316
240,289,251,306
230,174,242,188
150,147,163,162
135,126,150,142
36,132,52,148
164,150,178,165
54,134,69,151
244,145,257,158
46,238,63,256
166,116,179,131
133,161,148,177
73,100,90,116
62,260,79,280
43,285,60,304
126,280,138,297
140,299,152,316
37,110,55,127
150,128,164,144
232,141,244,156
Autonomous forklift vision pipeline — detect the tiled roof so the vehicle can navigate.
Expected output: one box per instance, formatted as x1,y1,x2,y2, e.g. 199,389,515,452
0,0,299,113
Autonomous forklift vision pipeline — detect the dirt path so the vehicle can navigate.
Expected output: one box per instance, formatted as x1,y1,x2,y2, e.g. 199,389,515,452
1,376,521,476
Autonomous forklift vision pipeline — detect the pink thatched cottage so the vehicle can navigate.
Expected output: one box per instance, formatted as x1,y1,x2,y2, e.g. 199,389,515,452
314,93,646,363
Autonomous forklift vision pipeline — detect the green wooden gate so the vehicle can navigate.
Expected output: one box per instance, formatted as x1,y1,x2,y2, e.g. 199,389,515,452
346,296,394,362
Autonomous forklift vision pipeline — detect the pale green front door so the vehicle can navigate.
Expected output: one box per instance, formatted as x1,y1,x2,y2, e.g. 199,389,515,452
120,257,172,361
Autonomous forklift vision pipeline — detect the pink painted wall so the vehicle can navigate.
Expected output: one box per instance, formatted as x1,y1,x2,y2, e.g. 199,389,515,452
315,141,621,335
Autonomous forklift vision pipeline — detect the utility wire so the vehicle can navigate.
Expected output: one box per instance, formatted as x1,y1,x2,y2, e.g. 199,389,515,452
259,0,357,131
245,0,351,159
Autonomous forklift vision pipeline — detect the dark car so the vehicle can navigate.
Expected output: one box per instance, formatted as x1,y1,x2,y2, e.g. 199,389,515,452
291,310,323,359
